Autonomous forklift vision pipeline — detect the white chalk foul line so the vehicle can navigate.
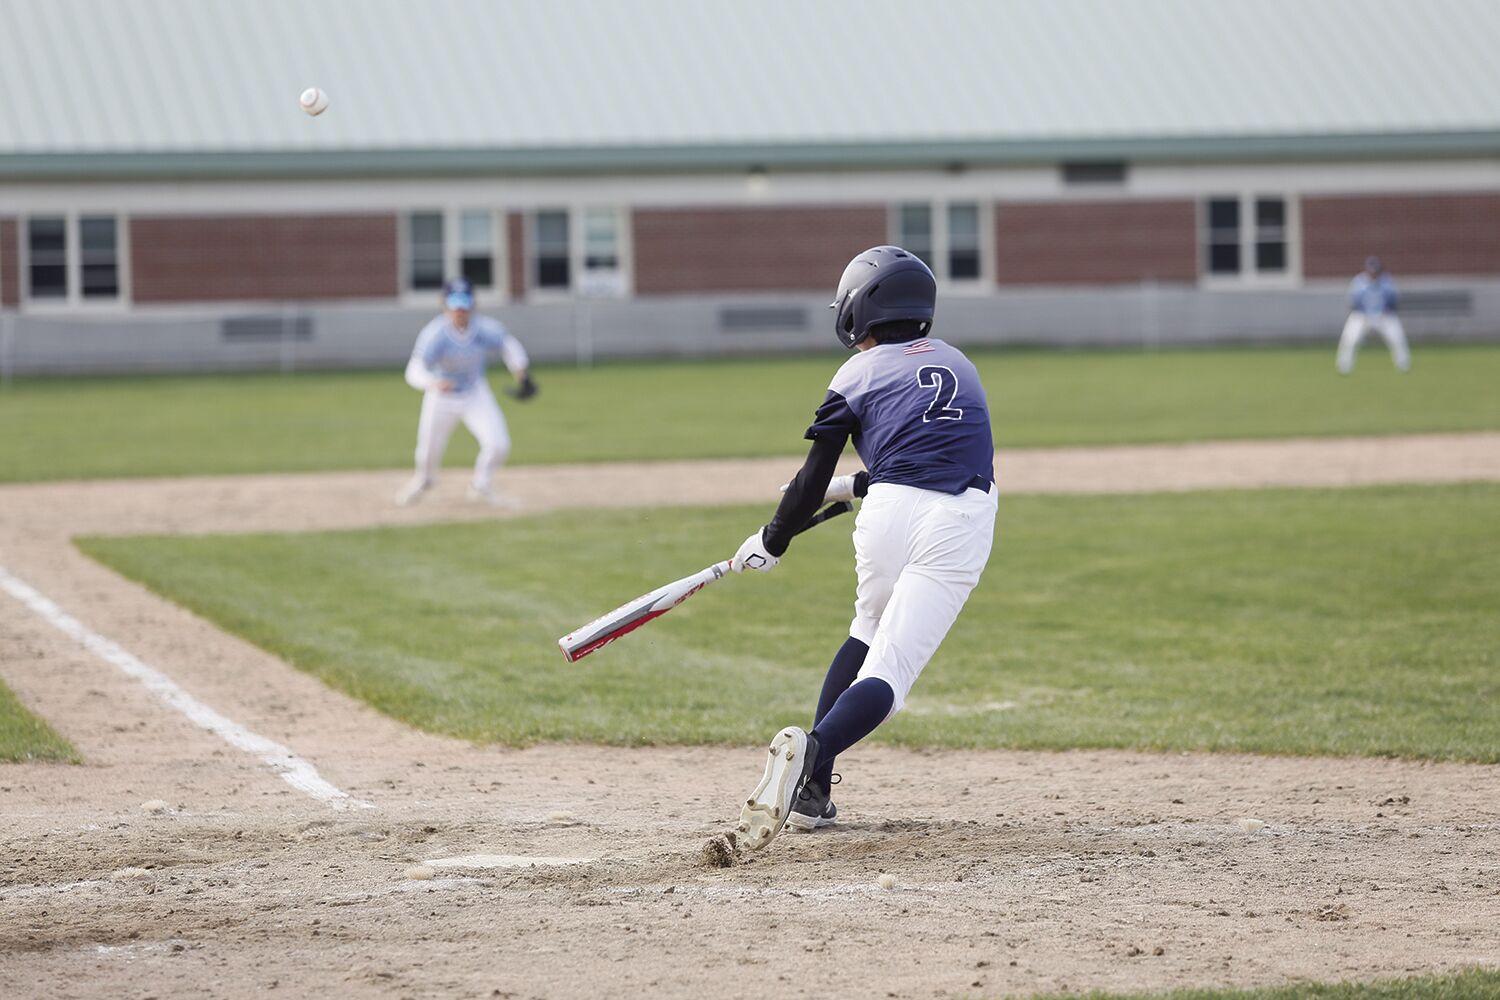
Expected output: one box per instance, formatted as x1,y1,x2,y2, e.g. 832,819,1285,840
0,566,372,811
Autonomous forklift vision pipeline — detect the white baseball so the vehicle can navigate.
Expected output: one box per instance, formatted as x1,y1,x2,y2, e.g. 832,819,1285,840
299,87,329,116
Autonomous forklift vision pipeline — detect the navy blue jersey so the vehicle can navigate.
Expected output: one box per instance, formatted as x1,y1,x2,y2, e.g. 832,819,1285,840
806,338,993,494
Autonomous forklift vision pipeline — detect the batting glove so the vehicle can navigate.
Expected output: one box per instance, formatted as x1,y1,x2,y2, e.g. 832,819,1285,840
731,528,780,574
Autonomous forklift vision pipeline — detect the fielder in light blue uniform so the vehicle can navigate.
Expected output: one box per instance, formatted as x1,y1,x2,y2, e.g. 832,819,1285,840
1337,256,1410,374
397,278,537,506
730,246,997,849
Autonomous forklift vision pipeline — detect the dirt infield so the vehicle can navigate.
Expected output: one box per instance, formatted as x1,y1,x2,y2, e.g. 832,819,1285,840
2,434,1498,999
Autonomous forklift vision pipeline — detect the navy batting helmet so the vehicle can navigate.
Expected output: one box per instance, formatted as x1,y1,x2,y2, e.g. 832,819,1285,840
829,245,937,349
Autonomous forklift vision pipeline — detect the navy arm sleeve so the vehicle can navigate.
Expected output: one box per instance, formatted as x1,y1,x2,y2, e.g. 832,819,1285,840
763,434,846,556
761,390,863,557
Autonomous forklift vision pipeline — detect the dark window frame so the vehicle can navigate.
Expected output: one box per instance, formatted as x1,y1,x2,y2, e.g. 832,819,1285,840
79,215,120,299
25,216,70,301
532,209,571,291
406,210,446,292
457,209,497,290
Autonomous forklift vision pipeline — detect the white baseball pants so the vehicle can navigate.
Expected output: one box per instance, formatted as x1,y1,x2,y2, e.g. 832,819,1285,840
413,382,511,490
1337,311,1410,374
849,482,998,714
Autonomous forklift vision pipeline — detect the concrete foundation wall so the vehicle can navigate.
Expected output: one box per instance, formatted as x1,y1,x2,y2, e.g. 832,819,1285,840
4,281,1498,378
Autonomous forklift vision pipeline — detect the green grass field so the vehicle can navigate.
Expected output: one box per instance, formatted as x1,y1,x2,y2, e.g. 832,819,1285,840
4,345,1499,482
1049,968,1500,1000
0,682,78,763
79,483,1499,760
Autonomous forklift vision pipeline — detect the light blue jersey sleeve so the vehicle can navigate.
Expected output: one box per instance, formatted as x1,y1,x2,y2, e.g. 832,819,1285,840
471,315,510,351
473,314,530,375
413,317,446,368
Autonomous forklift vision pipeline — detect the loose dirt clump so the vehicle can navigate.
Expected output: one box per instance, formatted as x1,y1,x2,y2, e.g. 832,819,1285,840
699,833,738,868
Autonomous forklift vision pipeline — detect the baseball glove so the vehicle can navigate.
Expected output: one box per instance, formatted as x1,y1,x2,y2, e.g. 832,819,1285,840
505,375,539,401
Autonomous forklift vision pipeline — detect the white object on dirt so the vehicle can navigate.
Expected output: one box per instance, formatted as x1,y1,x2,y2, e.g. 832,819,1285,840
877,873,897,890
405,865,436,881
140,799,169,815
111,867,152,882
1237,817,1267,834
110,867,156,893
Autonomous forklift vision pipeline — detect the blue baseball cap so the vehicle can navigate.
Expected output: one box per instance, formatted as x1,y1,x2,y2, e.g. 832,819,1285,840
443,277,475,310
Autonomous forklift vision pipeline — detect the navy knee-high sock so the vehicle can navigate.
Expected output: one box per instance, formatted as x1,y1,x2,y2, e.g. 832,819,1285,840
811,638,868,788
815,637,869,726
810,677,894,786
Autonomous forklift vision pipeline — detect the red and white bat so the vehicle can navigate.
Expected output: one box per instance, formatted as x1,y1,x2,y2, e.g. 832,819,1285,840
557,502,852,662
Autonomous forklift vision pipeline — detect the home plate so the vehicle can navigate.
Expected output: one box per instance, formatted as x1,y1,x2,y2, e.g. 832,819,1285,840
424,854,594,870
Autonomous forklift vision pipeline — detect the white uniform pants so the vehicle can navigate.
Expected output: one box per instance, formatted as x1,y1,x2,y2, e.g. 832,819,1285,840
413,382,511,490
1337,311,1410,374
850,482,998,714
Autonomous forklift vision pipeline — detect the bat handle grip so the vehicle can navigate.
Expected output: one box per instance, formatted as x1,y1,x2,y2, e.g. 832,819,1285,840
710,559,734,578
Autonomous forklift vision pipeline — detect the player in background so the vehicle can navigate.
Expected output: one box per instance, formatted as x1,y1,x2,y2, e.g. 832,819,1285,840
729,246,997,850
1337,256,1410,375
396,277,537,506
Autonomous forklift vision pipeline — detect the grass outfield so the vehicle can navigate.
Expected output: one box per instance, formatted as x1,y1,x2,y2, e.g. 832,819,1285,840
5,344,1500,482
0,681,78,763
1048,968,1500,999
79,484,1499,760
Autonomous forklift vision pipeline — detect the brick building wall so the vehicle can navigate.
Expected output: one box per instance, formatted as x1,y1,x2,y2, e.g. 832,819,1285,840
632,205,886,294
506,212,526,300
1302,193,1500,279
130,214,399,303
0,218,16,306
994,199,1198,285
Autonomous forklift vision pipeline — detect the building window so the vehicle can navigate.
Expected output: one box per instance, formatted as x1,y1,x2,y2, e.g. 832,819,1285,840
26,217,68,299
533,210,570,290
896,203,934,269
79,216,120,299
1203,195,1295,281
1255,198,1287,273
24,214,124,304
947,203,981,281
583,208,619,273
458,210,495,288
893,201,985,284
578,207,628,295
407,211,445,290
1205,198,1241,275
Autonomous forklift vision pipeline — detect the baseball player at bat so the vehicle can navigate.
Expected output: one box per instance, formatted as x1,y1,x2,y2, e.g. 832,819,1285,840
730,245,997,850
396,277,538,507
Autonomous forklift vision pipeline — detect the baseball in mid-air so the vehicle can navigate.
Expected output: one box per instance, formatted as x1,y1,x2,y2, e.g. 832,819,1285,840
299,87,329,116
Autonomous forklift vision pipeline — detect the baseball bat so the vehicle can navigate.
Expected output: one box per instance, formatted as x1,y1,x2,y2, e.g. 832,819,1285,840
557,501,853,663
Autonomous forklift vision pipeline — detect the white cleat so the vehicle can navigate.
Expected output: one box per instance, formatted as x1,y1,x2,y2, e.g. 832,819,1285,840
466,485,521,508
737,726,815,852
395,476,432,506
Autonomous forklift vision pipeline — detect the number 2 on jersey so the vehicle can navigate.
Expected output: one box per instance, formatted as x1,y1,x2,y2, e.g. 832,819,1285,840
916,365,964,422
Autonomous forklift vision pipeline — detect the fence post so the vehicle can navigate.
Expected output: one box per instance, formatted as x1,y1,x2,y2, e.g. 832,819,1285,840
280,302,296,374
1141,277,1161,352
0,310,14,388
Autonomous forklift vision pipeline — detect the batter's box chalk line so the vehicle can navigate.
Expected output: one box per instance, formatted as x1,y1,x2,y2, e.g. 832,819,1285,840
0,565,372,811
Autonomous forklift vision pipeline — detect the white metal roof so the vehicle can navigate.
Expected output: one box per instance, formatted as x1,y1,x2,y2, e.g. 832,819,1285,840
3,0,1499,175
